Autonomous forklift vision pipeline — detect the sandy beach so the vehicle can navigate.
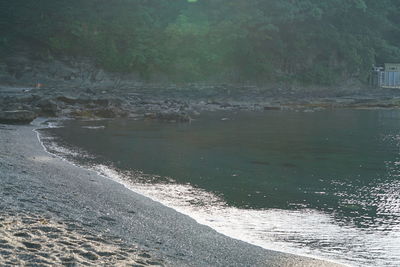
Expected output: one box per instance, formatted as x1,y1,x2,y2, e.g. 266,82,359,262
0,122,343,266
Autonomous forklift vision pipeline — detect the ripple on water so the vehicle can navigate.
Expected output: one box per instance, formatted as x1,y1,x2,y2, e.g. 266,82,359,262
38,111,400,267
89,163,400,267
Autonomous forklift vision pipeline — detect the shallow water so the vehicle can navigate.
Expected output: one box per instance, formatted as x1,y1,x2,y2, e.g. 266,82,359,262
41,110,400,266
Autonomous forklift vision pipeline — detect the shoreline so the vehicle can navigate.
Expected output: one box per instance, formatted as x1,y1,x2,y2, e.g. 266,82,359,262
2,83,400,125
35,118,346,265
0,122,343,266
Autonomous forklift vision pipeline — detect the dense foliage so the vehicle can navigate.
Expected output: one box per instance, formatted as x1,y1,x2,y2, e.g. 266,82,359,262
2,0,400,84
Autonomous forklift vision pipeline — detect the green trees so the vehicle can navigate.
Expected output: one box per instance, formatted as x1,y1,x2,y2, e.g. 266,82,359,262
2,0,400,85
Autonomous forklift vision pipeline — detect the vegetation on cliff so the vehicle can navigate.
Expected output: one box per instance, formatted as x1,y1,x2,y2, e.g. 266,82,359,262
1,0,400,84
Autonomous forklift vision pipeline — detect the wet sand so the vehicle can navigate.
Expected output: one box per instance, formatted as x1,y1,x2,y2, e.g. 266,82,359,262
0,123,343,266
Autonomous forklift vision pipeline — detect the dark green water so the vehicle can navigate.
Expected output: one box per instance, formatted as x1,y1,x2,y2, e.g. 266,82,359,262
42,110,400,266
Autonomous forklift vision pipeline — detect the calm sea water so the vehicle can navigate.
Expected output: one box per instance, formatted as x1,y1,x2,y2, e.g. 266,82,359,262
41,110,400,266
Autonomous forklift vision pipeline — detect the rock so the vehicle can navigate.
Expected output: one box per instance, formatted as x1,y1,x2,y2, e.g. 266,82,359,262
146,111,191,123
70,106,128,119
0,110,37,124
36,99,59,117
92,98,111,107
94,107,128,118
263,106,281,111
56,96,80,105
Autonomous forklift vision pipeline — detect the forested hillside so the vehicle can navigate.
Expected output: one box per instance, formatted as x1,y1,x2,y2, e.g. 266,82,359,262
1,0,400,84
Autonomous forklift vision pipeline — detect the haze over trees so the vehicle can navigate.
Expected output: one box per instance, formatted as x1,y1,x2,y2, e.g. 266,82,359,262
1,0,400,84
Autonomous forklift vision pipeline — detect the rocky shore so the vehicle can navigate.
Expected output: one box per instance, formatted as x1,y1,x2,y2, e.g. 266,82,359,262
2,55,400,124
2,83,400,125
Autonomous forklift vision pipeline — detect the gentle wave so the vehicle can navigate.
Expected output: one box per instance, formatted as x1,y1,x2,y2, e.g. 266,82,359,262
35,123,400,267
91,164,399,267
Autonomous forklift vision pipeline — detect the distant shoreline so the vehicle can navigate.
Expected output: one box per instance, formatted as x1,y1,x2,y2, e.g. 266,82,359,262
2,82,400,126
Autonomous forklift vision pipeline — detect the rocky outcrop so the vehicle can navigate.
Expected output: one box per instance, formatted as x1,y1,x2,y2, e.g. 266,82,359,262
0,54,142,90
71,107,129,119
2,53,400,123
0,110,37,124
35,99,59,117
145,111,192,123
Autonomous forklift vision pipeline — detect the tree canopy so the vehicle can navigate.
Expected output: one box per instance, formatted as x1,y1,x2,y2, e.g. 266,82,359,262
2,0,400,84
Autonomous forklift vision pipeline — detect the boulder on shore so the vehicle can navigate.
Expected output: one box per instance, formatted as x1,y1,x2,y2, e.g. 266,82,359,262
36,99,59,117
145,111,191,122
0,110,37,124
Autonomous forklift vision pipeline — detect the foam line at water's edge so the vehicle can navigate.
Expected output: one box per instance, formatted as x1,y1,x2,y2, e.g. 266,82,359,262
32,121,350,266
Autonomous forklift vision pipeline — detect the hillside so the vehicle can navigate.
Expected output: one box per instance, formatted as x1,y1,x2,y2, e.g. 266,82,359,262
1,0,400,85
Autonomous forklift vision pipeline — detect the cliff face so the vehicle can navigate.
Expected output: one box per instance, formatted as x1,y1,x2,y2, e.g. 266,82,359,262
0,53,142,90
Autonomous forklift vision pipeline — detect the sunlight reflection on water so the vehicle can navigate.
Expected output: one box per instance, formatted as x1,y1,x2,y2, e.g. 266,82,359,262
91,163,400,267
39,110,400,266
